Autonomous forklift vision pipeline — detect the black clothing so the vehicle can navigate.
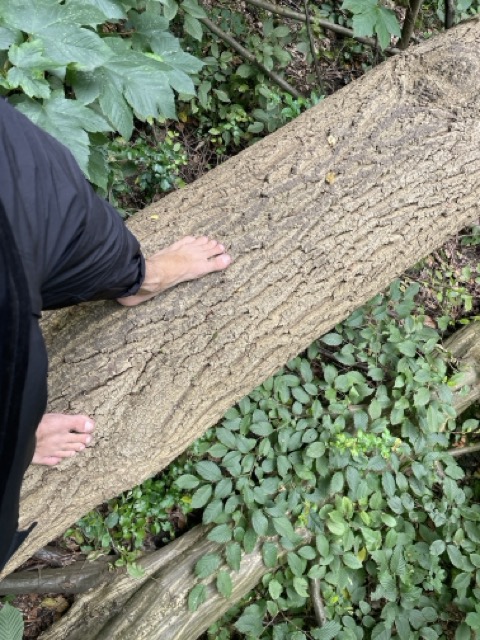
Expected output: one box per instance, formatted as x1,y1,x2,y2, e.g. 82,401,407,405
0,98,145,571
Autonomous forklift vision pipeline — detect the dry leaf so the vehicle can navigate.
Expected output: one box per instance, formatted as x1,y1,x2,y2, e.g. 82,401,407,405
327,135,337,146
325,171,336,185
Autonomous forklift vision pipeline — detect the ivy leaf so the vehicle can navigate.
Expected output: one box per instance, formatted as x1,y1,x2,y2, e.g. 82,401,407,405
216,570,233,599
183,14,203,40
187,584,207,612
194,553,222,579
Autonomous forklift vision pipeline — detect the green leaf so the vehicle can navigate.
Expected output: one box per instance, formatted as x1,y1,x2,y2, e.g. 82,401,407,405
175,474,200,490
6,67,51,99
293,576,309,597
343,552,362,569
447,544,473,570
305,442,325,458
352,8,377,37
321,333,343,346
0,603,24,640
262,542,278,568
181,0,207,18
184,14,203,40
273,516,295,539
243,528,258,553
194,553,222,579
226,542,242,572
287,552,307,576
0,25,21,50
188,584,207,612
216,570,233,599
195,461,223,483
466,612,480,630
414,387,430,407
268,578,283,599
207,524,232,544
235,605,265,636
456,622,473,640
11,93,111,179
203,499,223,524
398,340,417,357
252,509,269,537
430,540,446,556
191,484,213,508
98,81,133,139
313,620,342,640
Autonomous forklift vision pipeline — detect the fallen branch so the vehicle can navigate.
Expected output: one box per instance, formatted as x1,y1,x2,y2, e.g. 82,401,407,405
245,0,401,55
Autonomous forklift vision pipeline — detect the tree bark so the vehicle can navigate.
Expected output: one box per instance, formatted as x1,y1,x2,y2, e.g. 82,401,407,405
35,322,480,639
2,18,480,577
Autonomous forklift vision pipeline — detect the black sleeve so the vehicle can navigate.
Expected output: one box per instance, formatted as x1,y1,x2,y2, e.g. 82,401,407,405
0,97,145,314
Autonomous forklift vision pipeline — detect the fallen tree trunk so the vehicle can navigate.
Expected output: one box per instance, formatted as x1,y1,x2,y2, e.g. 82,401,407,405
2,18,480,576
33,322,480,639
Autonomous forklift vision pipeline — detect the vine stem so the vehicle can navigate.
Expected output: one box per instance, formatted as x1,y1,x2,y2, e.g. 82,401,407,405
309,577,327,626
245,0,401,55
199,15,304,99
448,442,480,457
303,0,325,94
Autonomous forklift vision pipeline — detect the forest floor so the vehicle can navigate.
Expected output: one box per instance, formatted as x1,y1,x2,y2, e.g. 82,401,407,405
2,4,480,639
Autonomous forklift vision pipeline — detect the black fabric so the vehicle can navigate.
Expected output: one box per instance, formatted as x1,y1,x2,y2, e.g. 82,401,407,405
0,98,147,570
0,97,145,315
0,200,33,569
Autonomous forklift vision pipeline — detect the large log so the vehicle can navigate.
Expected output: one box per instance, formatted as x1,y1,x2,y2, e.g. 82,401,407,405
3,18,479,576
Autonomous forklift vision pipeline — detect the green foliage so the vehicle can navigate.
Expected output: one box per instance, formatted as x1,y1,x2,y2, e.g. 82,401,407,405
164,279,480,638
0,603,23,640
65,461,195,570
107,129,188,213
0,0,203,189
341,0,401,50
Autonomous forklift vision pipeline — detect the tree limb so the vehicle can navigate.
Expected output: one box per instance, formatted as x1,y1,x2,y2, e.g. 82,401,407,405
245,0,401,55
399,0,425,49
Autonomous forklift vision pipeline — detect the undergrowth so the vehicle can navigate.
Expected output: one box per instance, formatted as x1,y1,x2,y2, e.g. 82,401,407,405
67,274,480,639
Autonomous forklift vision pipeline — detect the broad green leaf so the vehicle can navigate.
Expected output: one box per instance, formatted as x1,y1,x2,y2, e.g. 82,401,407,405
195,460,222,483
11,93,111,178
456,622,473,640
0,603,24,640
268,578,283,599
243,528,258,553
216,570,233,599
98,81,133,139
6,67,51,99
226,541,241,571
293,576,309,597
0,25,22,50
175,474,200,490
305,442,325,458
184,14,203,40
181,0,207,18
252,509,269,536
313,620,342,640
234,604,265,636
321,332,343,346
343,552,362,569
352,8,377,36
465,612,480,630
287,552,307,577
273,516,295,539
190,484,212,508
188,584,207,612
203,499,223,524
66,0,127,20
207,524,232,544
262,542,278,568
194,553,222,579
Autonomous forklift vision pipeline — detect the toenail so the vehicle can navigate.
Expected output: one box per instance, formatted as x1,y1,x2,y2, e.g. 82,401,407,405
86,435,92,444
85,421,94,432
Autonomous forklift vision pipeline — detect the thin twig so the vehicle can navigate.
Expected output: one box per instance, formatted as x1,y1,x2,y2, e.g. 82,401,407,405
199,15,303,99
303,0,325,93
398,0,425,49
448,443,480,458
309,577,327,626
245,0,401,55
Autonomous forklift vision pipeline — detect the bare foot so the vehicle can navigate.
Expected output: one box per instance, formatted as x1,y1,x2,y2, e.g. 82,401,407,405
32,414,95,466
117,236,232,307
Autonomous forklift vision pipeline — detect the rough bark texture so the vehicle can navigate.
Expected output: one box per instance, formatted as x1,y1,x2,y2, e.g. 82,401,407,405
3,19,480,577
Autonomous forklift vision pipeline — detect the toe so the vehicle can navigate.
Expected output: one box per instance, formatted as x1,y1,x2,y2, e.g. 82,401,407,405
196,235,210,245
209,253,232,271
66,432,92,448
